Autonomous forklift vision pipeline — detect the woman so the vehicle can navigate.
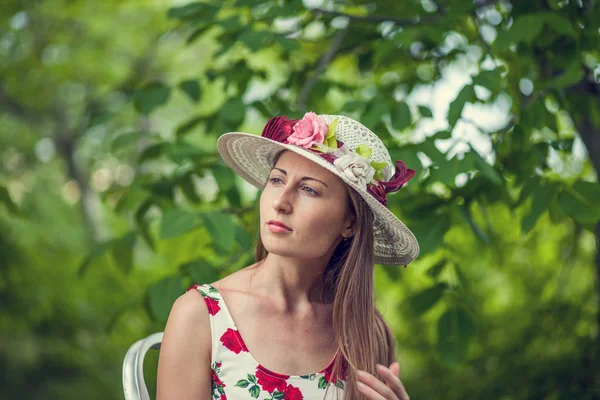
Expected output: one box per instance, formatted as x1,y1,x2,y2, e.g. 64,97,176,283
156,113,419,400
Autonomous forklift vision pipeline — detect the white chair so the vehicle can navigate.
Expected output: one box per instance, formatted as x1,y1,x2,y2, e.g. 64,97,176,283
123,332,164,400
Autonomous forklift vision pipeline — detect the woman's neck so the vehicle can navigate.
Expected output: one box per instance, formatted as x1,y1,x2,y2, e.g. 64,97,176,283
249,254,333,311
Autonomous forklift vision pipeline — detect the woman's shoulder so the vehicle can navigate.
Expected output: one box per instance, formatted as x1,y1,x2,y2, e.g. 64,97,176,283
209,260,262,293
165,287,212,339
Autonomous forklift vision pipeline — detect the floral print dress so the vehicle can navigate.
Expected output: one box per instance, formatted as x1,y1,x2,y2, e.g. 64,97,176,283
187,284,346,400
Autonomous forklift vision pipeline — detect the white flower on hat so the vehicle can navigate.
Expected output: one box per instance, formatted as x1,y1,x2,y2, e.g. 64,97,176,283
333,147,376,189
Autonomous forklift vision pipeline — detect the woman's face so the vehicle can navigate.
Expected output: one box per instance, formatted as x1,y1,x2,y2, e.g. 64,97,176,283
259,150,355,261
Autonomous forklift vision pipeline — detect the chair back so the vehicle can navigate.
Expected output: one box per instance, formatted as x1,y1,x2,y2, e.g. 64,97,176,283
123,332,164,400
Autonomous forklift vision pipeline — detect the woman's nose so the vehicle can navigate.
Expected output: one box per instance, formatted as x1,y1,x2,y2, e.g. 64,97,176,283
272,186,293,213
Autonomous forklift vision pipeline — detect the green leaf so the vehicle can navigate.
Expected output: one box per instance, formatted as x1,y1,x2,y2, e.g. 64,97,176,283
78,240,112,276
515,176,541,208
138,143,164,163
362,101,391,130
179,79,201,102
249,384,260,398
390,102,412,131
273,391,285,400
509,14,545,44
468,146,503,185
418,105,433,118
176,115,205,137
167,3,217,20
371,161,387,171
407,283,448,315
542,62,585,89
111,232,137,274
247,374,256,383
165,143,211,164
542,12,577,38
181,259,221,284
458,203,490,244
111,132,142,151
220,98,246,125
355,144,373,159
201,212,237,254
318,376,328,389
238,30,271,52
472,69,502,93
410,212,450,255
389,145,422,174
0,185,19,214
273,35,299,50
235,379,250,388
178,173,201,203
133,82,171,115
325,118,338,148
521,183,559,234
447,85,474,127
160,208,199,239
187,25,211,44
437,308,475,365
212,163,236,192
427,259,447,278
218,15,243,30
557,181,600,226
148,276,183,322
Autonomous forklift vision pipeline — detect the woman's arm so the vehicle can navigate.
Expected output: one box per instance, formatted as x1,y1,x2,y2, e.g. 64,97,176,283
156,290,212,400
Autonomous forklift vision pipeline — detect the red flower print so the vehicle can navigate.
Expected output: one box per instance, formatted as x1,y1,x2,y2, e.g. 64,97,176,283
211,369,226,388
220,328,248,354
187,284,200,292
219,395,227,400
283,384,303,400
255,367,289,393
204,296,221,315
322,358,348,383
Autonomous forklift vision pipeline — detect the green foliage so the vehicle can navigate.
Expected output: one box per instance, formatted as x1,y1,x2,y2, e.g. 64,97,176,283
1,0,599,399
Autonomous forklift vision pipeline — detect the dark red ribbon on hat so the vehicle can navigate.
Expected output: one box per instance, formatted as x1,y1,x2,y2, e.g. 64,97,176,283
365,160,416,206
261,116,299,142
260,115,416,207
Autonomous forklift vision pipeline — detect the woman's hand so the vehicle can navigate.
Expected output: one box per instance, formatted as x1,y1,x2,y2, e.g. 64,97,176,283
355,362,409,400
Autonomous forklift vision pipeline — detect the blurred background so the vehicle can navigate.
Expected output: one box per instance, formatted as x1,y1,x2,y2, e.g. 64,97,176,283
1,0,599,399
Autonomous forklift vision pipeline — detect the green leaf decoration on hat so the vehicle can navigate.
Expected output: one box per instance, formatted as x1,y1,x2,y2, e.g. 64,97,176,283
355,144,372,159
371,161,387,181
324,118,338,149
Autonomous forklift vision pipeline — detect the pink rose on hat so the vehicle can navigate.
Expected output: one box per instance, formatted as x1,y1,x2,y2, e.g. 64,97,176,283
286,111,329,149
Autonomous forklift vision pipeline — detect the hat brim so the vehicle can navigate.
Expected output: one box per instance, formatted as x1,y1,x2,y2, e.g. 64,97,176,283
217,132,419,266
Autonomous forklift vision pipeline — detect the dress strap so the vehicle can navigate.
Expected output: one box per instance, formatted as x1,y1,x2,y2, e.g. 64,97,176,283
186,283,242,363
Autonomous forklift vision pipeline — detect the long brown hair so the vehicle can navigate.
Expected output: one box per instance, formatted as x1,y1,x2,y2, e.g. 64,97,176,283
255,150,396,399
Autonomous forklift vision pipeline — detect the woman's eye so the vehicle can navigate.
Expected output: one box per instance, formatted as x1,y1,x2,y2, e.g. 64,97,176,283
269,177,283,184
302,186,318,196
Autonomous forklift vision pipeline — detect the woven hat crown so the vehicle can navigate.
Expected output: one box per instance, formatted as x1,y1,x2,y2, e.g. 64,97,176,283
318,115,394,181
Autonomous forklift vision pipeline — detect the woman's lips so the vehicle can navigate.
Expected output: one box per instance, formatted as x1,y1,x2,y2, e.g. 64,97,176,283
268,224,292,233
267,221,292,233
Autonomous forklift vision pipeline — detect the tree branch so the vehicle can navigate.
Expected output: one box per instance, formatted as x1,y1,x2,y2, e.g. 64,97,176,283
297,26,349,112
311,8,440,25
0,85,45,124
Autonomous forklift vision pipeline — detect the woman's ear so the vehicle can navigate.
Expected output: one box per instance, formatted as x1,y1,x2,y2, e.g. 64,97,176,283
342,215,356,238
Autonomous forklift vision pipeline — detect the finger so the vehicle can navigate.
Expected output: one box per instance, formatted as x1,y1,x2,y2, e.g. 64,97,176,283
356,369,397,399
389,362,400,377
356,381,386,400
377,364,409,400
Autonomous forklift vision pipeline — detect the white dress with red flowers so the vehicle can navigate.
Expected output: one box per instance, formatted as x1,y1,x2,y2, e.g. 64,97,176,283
187,284,346,400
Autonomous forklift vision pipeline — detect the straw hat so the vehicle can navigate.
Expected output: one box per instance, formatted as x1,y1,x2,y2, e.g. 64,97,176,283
217,112,419,266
